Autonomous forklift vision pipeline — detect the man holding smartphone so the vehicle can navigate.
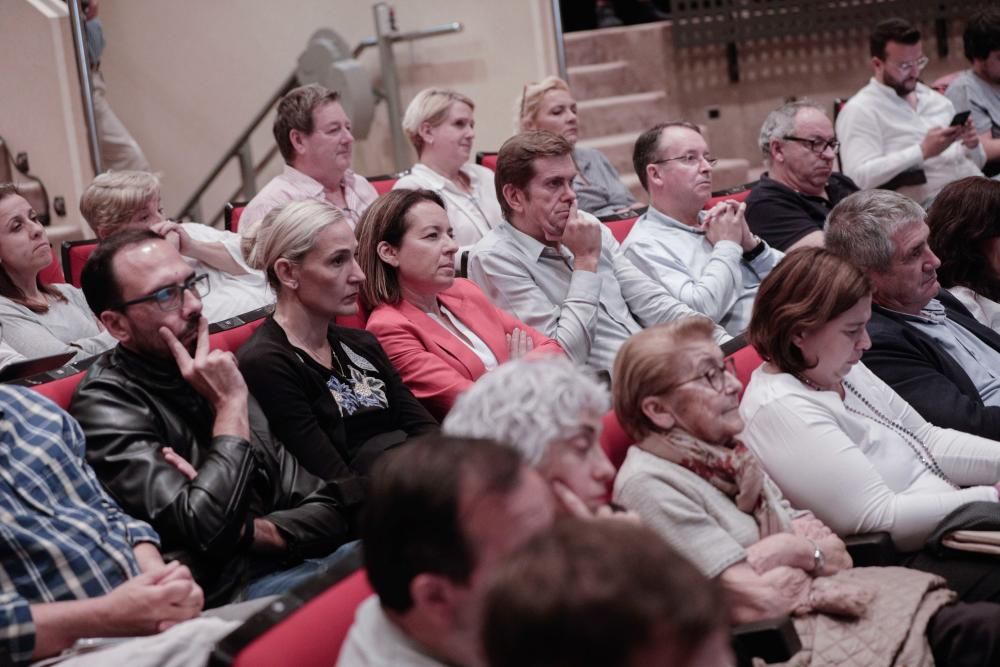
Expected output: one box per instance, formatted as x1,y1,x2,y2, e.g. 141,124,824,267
836,18,986,206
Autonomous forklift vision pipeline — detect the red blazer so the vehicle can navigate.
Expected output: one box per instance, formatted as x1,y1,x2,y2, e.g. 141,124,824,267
366,278,564,419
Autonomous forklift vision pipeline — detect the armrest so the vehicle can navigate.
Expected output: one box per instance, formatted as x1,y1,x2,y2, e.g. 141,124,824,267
844,531,897,567
732,616,801,667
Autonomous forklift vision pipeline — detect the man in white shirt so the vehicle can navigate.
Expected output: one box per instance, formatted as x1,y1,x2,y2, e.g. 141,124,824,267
241,84,377,233
337,436,555,667
623,122,782,336
946,8,1000,175
468,130,728,375
836,18,986,206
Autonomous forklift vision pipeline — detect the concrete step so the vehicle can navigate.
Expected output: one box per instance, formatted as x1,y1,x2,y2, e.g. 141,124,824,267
564,22,670,68
568,60,645,99
578,131,640,178
577,91,670,139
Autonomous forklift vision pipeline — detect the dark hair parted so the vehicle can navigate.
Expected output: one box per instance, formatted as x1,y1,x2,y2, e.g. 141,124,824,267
870,18,921,59
964,8,1000,62
80,228,162,317
495,130,573,221
632,122,702,192
483,518,727,667
0,183,66,313
362,435,524,613
273,84,341,163
927,177,1000,302
355,189,447,309
748,247,872,376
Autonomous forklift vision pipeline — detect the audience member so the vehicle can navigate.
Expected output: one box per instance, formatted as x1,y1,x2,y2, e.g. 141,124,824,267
826,189,1000,439
835,18,985,206
239,200,436,479
0,384,202,665
946,8,1000,175
483,519,734,667
394,89,503,256
517,77,639,217
469,131,726,375
615,317,1000,665
624,123,782,336
746,100,859,250
337,435,555,666
0,184,115,361
80,170,273,322
70,230,359,607
241,84,377,234
358,189,563,418
927,177,1000,331
742,247,1000,603
443,356,618,517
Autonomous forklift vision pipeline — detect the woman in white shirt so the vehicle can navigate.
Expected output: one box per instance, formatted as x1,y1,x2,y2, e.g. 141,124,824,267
394,89,504,261
927,176,1000,331
0,184,115,362
741,246,1000,602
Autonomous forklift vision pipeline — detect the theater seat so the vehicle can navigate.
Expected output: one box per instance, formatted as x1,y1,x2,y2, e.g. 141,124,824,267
729,344,764,399
225,202,247,233
38,247,64,284
605,216,638,243
61,239,98,287
30,371,86,411
704,182,757,210
476,151,498,172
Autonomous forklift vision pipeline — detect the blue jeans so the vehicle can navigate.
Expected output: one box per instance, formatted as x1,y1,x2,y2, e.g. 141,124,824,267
243,539,362,600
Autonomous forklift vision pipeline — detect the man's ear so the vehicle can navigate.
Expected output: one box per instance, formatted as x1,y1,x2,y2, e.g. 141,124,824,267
770,139,786,164
289,128,308,157
376,241,400,268
409,573,462,627
641,395,676,432
100,310,130,345
502,183,526,216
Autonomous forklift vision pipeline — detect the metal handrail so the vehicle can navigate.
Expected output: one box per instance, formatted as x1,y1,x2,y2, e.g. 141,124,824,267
66,0,101,174
177,72,299,224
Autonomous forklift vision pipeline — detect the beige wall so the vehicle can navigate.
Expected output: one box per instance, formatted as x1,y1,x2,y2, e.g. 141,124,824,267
96,0,558,221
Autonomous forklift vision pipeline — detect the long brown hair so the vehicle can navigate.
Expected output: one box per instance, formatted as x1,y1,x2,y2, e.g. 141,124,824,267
0,183,66,313
927,177,1000,302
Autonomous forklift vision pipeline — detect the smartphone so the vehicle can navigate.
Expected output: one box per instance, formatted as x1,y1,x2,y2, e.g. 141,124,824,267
950,110,971,127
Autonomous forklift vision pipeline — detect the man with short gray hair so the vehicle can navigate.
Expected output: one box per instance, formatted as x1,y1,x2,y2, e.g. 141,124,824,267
745,101,859,251
826,189,1000,438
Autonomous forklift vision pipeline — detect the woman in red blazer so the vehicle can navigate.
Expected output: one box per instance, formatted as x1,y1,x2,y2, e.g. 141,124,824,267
357,189,563,418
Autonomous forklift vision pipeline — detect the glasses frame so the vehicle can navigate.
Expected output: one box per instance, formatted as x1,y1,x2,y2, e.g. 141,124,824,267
884,55,929,74
663,357,738,395
651,154,720,168
783,135,841,155
116,273,211,312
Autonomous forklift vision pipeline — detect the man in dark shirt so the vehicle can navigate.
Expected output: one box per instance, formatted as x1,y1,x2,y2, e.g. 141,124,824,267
70,229,360,607
745,101,859,251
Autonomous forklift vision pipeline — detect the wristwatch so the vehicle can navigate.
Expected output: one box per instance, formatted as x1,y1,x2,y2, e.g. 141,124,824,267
807,539,826,573
742,236,766,261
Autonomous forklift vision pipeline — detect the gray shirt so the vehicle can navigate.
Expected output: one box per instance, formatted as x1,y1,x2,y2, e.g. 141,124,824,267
0,284,116,362
946,69,1000,141
468,220,728,374
573,146,638,218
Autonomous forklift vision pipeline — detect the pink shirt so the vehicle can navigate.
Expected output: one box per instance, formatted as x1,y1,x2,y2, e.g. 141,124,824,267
241,164,378,235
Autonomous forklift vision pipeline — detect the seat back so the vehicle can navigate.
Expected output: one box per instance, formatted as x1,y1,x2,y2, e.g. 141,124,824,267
29,371,86,410
225,203,247,233
61,239,98,287
704,182,757,210
476,151,498,172
605,216,638,243
729,344,765,399
38,247,64,284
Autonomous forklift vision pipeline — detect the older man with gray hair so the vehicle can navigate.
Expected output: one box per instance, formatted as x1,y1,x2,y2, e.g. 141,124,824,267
745,100,859,251
826,189,1000,439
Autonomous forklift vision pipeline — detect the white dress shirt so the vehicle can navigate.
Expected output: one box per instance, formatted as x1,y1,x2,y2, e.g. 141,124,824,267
621,206,783,336
836,78,986,205
468,218,729,373
337,596,449,667
740,361,1000,551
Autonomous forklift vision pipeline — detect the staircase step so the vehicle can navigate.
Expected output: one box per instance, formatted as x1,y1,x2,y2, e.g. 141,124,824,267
578,91,670,139
568,60,645,99
564,22,670,68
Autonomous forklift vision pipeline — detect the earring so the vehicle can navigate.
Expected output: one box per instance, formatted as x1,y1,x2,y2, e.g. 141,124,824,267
290,282,299,289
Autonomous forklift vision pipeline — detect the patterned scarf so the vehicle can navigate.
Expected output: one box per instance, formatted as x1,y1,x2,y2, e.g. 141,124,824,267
645,429,790,537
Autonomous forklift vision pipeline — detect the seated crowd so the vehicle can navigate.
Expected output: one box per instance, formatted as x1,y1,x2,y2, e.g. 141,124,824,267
6,8,1000,667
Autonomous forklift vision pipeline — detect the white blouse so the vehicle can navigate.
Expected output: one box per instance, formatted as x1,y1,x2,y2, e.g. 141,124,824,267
739,361,1000,551
948,286,1000,333
427,304,498,371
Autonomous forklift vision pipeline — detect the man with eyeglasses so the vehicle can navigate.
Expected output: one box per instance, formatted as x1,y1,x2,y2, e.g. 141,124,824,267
745,101,859,252
836,18,986,206
468,130,728,377
621,123,782,336
69,229,361,608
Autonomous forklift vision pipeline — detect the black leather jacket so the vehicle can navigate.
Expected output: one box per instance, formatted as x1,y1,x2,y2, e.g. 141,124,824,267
69,345,356,607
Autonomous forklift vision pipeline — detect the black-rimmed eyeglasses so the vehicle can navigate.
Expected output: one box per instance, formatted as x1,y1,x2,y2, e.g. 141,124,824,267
651,154,719,168
783,136,840,155
116,274,211,312
664,357,738,394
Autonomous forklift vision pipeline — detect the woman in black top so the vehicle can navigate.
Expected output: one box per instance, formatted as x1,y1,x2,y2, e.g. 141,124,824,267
238,200,436,479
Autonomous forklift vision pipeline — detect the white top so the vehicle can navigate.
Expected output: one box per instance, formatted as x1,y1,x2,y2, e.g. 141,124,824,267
836,78,986,205
948,285,1000,333
393,163,504,252
337,596,448,667
0,283,116,362
468,219,729,373
621,206,783,336
740,361,1000,551
428,303,498,371
181,222,274,323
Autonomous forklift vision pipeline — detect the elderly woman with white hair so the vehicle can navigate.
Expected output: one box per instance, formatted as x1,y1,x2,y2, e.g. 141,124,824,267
443,355,618,516
237,200,437,481
394,88,503,258
516,76,639,217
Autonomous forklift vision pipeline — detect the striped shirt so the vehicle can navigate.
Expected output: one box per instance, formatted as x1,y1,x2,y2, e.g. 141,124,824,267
0,385,159,665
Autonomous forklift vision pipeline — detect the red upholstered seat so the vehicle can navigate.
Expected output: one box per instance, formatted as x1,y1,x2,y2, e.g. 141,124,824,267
61,240,98,288
477,152,498,172
232,570,372,667
38,247,64,284
729,344,765,399
605,216,638,243
30,372,86,410
704,185,754,210
369,177,398,195
225,203,247,233
209,317,267,353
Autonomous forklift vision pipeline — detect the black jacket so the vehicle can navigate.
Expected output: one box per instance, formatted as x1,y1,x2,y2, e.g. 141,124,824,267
864,290,1000,440
69,345,355,607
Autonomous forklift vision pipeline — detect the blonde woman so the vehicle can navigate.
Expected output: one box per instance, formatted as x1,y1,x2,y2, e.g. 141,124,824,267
516,76,639,217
